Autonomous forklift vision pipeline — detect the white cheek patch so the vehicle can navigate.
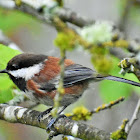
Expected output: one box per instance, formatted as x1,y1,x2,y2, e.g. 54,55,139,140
9,63,43,81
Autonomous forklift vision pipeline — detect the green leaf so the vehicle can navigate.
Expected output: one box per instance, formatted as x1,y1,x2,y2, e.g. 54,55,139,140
100,80,132,102
0,44,21,69
0,76,14,90
0,89,13,103
0,44,21,103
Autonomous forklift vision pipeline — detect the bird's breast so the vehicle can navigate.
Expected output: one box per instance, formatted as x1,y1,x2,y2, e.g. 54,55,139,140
25,90,54,106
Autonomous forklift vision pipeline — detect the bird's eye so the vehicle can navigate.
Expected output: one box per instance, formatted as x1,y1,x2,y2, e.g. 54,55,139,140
12,64,19,69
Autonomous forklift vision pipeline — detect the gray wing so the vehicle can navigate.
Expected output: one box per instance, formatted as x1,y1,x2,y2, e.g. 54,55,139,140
63,64,94,87
40,64,94,91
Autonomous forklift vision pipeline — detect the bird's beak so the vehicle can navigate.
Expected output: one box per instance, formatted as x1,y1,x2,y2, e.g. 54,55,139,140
0,69,8,73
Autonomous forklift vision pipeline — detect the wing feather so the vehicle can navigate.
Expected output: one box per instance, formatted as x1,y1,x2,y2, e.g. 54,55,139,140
63,64,94,87
36,64,94,92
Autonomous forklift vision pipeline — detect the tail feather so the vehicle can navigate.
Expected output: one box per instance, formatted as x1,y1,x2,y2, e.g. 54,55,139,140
103,76,140,87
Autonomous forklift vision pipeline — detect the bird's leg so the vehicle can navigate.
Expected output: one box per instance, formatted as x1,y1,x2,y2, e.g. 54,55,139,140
37,107,53,122
46,114,66,140
46,105,67,131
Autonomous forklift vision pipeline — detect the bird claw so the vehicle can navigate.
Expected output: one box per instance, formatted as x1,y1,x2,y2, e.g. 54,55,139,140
46,114,66,131
37,107,53,122
46,114,66,140
38,106,67,139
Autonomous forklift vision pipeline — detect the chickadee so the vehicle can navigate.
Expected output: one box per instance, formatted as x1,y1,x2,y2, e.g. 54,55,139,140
0,53,140,128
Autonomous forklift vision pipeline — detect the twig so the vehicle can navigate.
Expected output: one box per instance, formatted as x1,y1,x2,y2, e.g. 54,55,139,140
55,7,94,27
125,98,140,134
68,97,125,121
109,47,134,59
111,119,128,140
52,49,66,117
91,97,125,114
118,57,140,80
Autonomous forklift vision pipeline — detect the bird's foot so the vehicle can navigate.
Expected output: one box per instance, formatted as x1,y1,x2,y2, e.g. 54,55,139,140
46,114,66,131
38,106,67,139
37,107,53,122
46,114,66,140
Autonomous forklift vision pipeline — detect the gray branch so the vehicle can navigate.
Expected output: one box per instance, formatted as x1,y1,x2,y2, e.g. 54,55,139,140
0,104,110,140
125,99,140,134
54,7,94,27
0,0,93,27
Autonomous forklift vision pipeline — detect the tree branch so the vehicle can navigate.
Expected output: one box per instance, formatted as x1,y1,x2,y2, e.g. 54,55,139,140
0,104,110,140
0,0,93,27
54,7,94,27
125,98,140,134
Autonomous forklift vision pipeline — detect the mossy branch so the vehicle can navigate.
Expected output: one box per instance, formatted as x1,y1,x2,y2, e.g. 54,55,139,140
66,97,125,121
0,104,110,140
118,57,140,81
